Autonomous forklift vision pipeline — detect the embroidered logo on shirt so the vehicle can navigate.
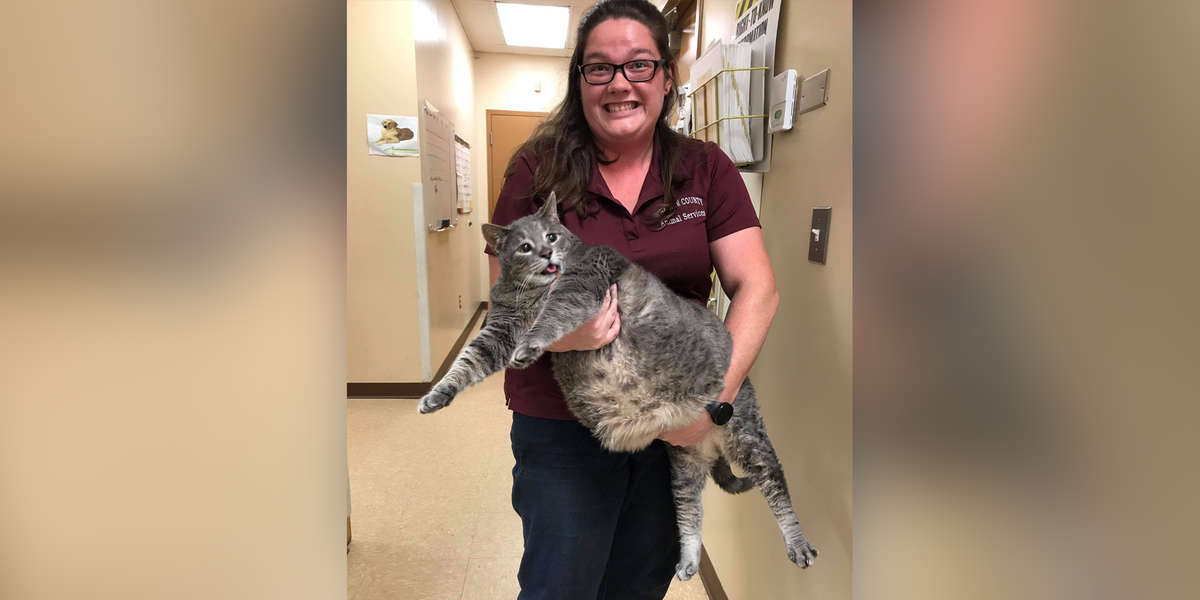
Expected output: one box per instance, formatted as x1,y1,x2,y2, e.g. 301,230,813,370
661,196,706,227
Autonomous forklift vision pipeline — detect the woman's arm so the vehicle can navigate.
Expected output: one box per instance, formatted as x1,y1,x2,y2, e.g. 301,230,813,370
658,227,779,446
708,226,780,405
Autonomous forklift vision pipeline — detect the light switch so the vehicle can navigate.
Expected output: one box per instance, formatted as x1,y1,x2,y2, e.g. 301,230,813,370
808,207,831,264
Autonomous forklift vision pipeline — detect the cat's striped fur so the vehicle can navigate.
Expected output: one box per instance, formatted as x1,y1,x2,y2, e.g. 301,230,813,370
418,193,817,579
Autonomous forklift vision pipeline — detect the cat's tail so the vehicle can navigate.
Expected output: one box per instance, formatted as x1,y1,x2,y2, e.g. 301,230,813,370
710,455,754,494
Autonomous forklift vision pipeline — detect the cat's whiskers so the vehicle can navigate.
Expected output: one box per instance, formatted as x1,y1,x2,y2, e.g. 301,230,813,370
515,268,538,305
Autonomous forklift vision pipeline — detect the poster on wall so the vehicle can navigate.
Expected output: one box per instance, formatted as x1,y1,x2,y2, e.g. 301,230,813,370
366,113,419,157
732,0,781,71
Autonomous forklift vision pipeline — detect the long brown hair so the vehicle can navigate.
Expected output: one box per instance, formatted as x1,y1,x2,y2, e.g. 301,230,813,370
506,0,687,227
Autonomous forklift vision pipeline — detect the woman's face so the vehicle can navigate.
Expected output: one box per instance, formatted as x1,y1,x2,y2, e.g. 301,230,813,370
578,18,672,152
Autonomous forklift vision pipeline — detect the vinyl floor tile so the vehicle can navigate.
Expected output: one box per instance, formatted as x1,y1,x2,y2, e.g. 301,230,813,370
348,365,711,599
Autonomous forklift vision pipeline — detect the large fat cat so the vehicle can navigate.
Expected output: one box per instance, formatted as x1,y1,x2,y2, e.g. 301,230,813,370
418,193,817,579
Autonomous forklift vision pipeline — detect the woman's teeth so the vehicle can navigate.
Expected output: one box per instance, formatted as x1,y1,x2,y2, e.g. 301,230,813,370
605,102,638,113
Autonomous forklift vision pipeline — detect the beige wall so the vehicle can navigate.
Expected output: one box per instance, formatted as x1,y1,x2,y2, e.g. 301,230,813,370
347,0,423,382
699,1,853,598
413,0,487,371
471,52,570,291
348,0,485,382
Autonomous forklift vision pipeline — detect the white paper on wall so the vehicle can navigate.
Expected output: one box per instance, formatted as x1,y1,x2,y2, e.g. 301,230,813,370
453,135,472,214
690,42,759,164
731,0,783,172
418,101,457,230
366,114,419,156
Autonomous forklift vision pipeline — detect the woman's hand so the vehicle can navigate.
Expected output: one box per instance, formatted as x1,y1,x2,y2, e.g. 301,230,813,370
547,284,621,352
659,412,715,447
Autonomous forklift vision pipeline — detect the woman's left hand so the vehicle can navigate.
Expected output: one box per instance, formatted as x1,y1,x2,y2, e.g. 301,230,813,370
658,412,715,447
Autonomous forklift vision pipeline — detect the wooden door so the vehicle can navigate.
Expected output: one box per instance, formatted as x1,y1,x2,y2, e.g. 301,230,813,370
486,110,548,221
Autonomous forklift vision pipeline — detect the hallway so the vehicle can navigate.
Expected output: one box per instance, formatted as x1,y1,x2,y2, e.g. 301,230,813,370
347,349,709,599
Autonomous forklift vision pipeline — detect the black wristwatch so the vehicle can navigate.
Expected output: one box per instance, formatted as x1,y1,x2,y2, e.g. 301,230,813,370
706,401,734,426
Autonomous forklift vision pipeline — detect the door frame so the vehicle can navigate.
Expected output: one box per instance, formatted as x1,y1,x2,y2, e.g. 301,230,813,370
485,109,549,221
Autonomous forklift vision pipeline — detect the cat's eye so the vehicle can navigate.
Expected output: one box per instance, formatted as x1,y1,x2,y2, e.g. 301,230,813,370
518,242,533,253
546,233,558,243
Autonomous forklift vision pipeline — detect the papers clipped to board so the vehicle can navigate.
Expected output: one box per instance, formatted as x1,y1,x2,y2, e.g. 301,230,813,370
687,42,766,165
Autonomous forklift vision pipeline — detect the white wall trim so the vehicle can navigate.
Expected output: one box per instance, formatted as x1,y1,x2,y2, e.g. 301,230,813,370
411,182,433,381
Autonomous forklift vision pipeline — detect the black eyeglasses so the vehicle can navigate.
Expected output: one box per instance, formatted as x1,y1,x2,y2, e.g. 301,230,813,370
578,59,666,85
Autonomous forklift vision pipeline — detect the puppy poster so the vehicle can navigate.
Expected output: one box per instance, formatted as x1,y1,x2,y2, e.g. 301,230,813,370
366,114,419,156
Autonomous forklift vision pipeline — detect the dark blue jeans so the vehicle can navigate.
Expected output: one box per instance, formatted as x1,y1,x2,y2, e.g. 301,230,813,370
510,412,679,600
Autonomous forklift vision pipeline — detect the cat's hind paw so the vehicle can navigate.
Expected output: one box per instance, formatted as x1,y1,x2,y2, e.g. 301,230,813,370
786,537,818,568
417,389,453,414
675,557,700,581
510,343,544,369
675,545,701,581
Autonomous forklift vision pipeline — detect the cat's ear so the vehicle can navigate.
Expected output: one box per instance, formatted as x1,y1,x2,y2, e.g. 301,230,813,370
481,223,509,253
537,192,560,223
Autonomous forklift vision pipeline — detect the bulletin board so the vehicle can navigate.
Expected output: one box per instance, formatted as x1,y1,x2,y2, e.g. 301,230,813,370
417,100,457,231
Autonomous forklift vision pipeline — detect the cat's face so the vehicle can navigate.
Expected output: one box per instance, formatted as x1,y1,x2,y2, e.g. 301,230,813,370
483,192,580,287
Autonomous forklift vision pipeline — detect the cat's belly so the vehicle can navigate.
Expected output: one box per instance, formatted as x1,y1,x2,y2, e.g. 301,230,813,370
551,340,724,452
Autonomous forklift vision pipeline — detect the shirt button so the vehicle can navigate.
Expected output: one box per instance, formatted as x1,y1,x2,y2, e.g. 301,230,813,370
624,229,638,240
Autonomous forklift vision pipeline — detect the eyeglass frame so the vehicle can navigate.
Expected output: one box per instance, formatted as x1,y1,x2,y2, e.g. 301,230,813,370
576,59,668,85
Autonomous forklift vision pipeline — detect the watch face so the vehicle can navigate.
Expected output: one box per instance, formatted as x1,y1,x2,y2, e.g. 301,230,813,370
713,402,734,425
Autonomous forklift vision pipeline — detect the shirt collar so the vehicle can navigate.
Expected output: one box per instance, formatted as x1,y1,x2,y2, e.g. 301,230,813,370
586,140,664,216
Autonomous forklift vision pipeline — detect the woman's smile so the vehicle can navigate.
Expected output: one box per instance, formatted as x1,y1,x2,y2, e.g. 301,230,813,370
605,101,640,113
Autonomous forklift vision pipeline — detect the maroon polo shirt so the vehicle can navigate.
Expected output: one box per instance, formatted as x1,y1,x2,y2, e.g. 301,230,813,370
487,138,760,420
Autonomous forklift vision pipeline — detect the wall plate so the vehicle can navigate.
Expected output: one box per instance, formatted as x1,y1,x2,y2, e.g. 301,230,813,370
808,207,832,264
796,68,830,116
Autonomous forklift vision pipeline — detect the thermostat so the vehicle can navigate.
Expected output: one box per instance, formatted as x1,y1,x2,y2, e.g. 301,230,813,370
768,69,798,133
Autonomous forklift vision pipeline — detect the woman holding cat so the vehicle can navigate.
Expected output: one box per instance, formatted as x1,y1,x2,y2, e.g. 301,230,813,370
487,1,778,597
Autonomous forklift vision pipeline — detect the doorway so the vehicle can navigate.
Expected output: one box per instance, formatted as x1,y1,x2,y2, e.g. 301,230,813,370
486,110,549,220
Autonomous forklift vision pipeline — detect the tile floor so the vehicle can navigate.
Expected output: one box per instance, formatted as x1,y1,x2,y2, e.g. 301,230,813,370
348,362,709,600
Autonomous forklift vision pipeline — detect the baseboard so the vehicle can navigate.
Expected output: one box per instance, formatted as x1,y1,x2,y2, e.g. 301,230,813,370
345,382,430,398
347,302,488,399
699,545,728,600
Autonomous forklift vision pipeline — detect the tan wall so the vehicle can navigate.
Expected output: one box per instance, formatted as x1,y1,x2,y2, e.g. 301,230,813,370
699,1,853,598
347,0,423,382
471,52,570,291
413,0,487,370
348,0,484,382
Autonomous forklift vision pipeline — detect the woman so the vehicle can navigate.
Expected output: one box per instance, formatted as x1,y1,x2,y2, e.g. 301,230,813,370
487,1,779,597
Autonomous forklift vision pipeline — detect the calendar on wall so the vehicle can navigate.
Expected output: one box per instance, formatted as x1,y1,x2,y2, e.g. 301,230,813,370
453,135,472,214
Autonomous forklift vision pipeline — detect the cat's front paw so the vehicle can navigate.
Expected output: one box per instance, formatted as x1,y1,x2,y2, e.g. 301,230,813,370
510,343,544,369
417,389,453,414
786,536,818,568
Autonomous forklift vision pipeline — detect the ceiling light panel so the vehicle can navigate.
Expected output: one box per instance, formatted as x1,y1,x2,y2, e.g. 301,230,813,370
496,3,569,49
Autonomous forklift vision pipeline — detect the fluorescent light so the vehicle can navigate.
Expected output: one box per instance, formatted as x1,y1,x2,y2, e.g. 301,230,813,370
496,3,569,49
413,1,443,42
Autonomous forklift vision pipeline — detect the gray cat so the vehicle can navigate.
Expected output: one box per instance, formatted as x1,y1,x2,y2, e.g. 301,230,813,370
417,193,817,580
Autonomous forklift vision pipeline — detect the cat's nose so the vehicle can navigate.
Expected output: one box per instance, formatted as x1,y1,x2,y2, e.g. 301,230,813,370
539,248,552,258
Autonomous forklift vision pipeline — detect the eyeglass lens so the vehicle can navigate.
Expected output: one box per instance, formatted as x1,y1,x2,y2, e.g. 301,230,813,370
582,60,659,84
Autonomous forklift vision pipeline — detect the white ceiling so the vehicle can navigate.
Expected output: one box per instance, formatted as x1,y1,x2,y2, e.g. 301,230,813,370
450,0,602,57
